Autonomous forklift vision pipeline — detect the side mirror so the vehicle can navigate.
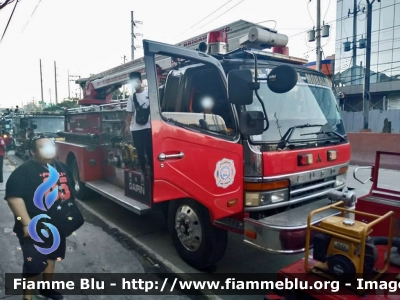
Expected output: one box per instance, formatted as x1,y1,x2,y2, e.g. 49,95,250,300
227,69,254,105
240,111,264,136
267,65,298,94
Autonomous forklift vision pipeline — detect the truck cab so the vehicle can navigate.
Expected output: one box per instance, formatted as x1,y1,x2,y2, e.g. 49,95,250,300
13,112,65,159
55,22,351,271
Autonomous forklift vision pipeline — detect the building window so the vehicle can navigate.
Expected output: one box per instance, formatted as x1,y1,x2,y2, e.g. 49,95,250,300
378,50,393,65
395,4,400,26
379,5,394,30
379,28,394,52
394,27,400,49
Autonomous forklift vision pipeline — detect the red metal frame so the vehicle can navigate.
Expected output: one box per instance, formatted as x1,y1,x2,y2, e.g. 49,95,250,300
273,246,400,300
370,151,400,199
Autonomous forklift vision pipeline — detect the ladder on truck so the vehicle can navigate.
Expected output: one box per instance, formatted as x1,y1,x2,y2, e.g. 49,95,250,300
76,20,284,91
67,99,129,114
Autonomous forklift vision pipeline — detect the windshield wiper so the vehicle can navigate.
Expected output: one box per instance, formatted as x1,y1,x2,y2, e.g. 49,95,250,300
301,130,347,142
278,124,325,149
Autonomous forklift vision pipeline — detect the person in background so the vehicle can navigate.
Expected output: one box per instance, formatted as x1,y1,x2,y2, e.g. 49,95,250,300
201,95,214,114
156,64,162,85
124,72,153,176
26,127,34,140
0,134,5,183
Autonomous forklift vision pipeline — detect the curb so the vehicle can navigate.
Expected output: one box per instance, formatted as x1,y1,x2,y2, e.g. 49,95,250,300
77,200,223,300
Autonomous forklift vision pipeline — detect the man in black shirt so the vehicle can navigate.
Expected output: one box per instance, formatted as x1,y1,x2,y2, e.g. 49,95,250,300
5,135,76,300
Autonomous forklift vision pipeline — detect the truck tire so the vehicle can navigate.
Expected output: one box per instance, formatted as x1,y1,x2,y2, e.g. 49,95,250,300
168,199,228,271
70,159,93,200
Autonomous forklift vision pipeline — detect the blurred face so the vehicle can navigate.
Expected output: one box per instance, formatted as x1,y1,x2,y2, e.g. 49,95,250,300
201,96,214,111
131,78,141,91
33,138,56,161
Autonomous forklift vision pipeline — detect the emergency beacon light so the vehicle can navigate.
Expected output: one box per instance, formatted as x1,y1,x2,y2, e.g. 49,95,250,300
207,31,229,55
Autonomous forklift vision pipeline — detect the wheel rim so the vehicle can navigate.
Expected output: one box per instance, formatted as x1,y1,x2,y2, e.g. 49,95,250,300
174,204,202,252
72,164,80,193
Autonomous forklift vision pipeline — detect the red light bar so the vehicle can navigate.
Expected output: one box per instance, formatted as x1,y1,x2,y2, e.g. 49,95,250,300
272,46,289,56
208,31,228,44
298,154,313,166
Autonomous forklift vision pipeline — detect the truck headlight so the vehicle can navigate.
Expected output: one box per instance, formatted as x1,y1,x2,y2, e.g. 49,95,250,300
245,189,289,206
245,193,261,206
335,174,347,187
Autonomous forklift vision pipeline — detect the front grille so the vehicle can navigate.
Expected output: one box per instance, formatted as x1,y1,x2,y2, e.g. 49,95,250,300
290,176,336,201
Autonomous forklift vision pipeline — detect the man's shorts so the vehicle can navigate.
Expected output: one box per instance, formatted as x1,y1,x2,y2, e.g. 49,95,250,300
18,235,66,277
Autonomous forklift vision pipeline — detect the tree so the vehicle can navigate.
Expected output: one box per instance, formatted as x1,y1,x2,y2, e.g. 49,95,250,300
43,100,78,111
112,88,130,100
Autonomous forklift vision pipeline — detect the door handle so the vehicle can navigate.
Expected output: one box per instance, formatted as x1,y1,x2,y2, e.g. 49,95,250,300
158,152,184,161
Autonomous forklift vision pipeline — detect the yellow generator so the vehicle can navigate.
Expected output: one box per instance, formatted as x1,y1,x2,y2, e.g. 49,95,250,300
304,191,395,283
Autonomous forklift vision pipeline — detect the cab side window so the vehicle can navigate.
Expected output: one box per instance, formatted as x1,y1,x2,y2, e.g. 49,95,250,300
160,61,235,137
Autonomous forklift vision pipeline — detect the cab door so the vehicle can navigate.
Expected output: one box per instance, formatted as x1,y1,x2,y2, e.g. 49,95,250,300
143,40,244,221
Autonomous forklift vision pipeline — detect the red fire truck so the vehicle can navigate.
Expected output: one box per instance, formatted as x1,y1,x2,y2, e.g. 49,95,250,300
56,20,350,271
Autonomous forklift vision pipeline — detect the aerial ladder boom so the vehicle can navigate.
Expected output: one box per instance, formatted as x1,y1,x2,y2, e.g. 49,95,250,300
76,19,293,106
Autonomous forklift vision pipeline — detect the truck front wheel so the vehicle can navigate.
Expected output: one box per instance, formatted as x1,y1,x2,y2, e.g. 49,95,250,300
70,159,93,200
168,199,228,272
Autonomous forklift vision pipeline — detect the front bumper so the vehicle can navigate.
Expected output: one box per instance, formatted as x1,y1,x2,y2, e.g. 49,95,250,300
244,198,355,254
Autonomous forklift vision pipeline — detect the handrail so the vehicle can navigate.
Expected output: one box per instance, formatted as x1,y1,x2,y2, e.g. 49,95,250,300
353,166,373,184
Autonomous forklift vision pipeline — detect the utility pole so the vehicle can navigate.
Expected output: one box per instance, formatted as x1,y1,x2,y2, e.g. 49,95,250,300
363,0,380,130
54,61,58,105
79,76,81,99
122,55,127,97
39,59,44,105
131,11,135,60
49,88,52,105
307,0,330,72
68,70,70,99
352,0,358,79
316,0,321,71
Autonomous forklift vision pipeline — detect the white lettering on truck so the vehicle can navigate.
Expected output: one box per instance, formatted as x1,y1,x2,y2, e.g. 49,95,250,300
129,182,145,195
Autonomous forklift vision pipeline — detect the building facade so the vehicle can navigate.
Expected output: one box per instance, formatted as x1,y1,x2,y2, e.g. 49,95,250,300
334,0,400,111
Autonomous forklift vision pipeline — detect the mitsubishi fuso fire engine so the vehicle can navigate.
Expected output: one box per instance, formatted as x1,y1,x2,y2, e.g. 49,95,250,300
55,20,351,271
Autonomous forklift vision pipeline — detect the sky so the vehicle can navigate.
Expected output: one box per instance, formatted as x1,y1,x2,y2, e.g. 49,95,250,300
0,0,337,107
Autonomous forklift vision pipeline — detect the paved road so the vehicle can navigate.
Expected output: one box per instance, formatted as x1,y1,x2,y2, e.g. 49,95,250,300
5,153,400,300
0,156,191,300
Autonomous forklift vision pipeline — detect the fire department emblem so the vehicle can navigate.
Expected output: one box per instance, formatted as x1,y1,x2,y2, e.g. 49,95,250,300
214,158,236,189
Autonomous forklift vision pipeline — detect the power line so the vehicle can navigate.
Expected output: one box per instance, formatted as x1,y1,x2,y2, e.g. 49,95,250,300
194,0,246,32
173,0,235,40
21,0,43,33
175,9,346,46
323,0,331,22
307,0,315,27
0,0,14,10
0,0,18,44
257,20,277,30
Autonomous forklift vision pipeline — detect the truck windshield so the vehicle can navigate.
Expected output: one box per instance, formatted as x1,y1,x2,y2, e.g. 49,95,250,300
31,118,64,134
245,68,345,144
